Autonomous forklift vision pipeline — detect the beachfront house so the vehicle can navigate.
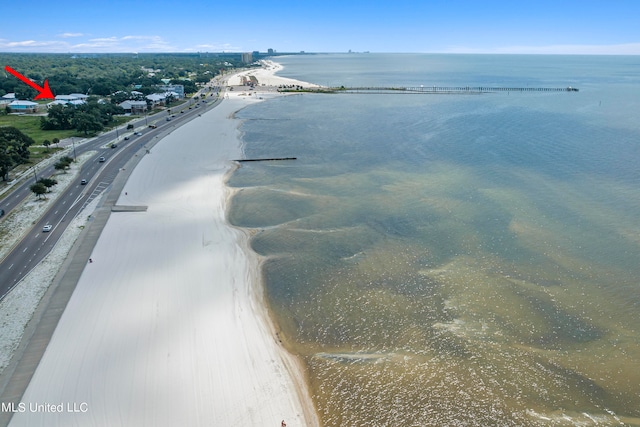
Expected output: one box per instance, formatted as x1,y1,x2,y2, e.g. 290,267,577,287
48,94,87,108
1,93,15,108
146,92,179,108
56,93,88,100
8,100,38,113
47,99,86,108
119,100,148,114
146,93,166,107
158,84,185,99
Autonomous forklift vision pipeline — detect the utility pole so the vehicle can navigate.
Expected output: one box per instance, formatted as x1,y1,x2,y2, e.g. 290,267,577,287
72,137,77,161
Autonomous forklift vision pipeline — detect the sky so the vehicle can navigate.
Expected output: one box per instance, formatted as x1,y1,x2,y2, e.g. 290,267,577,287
1,0,639,54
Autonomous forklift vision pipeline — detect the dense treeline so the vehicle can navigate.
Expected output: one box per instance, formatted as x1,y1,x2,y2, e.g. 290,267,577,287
0,127,35,180
0,53,246,99
40,98,124,135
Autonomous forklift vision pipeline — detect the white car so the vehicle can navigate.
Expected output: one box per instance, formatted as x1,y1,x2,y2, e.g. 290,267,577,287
42,224,53,232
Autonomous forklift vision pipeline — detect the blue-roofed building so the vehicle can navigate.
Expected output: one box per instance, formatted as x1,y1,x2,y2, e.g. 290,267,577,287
8,100,38,112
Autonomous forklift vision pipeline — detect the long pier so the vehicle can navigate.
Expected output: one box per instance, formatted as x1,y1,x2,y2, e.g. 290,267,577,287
334,86,579,94
280,86,579,94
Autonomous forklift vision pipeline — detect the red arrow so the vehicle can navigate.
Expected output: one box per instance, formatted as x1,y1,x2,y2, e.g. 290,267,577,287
4,65,55,100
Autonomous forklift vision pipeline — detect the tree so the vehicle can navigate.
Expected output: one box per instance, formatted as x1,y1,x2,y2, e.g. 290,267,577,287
54,161,67,173
96,102,124,124
40,104,74,130
0,127,36,181
195,74,211,84
54,157,73,173
0,152,11,181
90,78,121,96
43,139,52,152
72,111,103,135
0,53,244,103
41,99,124,133
38,177,58,192
52,137,60,147
30,182,47,199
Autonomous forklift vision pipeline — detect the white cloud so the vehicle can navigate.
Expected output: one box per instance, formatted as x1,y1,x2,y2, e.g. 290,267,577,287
191,43,243,52
74,35,175,51
86,36,119,44
0,39,67,52
58,33,86,38
0,35,177,52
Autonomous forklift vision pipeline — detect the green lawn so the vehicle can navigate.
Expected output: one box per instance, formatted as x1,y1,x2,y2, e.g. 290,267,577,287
29,145,65,162
0,114,79,145
1,113,137,184
0,114,135,145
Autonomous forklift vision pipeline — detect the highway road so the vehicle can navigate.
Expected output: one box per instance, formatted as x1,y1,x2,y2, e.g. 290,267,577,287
0,89,222,299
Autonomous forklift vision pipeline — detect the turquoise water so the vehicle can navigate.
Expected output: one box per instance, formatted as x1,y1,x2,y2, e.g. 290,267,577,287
228,54,640,426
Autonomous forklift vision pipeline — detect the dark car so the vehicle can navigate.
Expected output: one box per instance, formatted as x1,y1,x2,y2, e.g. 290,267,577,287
81,179,87,185
0,208,5,217
111,143,118,148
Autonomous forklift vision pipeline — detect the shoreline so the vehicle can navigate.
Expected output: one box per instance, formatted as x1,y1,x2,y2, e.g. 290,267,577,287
3,63,321,426
226,59,323,89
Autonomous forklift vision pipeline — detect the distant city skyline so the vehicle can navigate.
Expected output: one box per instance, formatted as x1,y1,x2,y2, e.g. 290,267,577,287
1,0,639,55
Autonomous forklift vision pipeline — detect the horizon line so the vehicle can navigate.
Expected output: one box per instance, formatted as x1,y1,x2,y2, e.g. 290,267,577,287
2,51,640,56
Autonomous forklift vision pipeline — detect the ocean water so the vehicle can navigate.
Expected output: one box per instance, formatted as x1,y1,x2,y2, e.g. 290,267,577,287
228,54,640,426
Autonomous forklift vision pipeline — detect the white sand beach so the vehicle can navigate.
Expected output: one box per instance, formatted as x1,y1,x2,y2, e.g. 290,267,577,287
7,65,319,426
227,60,323,88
